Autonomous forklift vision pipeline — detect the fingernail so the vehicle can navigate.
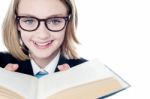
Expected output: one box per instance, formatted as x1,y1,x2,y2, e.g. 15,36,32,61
58,65,63,69
13,64,18,69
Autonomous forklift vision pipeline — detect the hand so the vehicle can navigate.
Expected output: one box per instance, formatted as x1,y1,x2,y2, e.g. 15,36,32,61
4,63,19,72
58,64,70,71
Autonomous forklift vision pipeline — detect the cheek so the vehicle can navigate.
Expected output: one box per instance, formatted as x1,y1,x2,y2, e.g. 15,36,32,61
20,32,31,44
55,31,66,43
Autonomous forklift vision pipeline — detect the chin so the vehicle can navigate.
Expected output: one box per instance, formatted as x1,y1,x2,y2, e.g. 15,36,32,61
34,50,58,59
35,55,51,60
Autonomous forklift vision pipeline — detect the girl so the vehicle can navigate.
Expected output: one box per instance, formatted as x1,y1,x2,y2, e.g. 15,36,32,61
0,0,86,77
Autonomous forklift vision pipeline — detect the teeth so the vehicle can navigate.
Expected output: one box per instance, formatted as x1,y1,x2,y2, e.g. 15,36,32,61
33,41,52,47
36,42,49,46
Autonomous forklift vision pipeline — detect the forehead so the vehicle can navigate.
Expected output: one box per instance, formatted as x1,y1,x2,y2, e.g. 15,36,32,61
17,0,67,18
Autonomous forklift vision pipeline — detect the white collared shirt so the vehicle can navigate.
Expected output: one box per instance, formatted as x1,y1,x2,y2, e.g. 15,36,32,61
31,52,60,75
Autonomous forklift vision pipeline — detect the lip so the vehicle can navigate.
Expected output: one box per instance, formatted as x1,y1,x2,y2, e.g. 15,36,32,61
33,40,53,49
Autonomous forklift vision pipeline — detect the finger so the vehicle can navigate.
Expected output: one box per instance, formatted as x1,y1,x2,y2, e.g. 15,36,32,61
63,64,70,69
4,64,19,72
57,65,63,71
58,64,70,71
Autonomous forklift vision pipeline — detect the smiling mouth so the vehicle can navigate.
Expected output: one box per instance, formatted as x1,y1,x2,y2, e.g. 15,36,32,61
33,40,53,49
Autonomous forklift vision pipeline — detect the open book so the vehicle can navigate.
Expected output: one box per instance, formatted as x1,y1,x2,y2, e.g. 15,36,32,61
0,59,129,99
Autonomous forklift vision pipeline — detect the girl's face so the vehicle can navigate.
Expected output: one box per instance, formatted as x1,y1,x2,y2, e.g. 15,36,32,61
17,0,68,60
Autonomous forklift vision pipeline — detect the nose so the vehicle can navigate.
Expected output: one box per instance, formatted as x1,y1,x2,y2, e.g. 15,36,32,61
36,22,50,40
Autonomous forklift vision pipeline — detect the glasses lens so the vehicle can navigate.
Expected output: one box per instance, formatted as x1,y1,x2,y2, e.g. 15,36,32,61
46,17,66,31
19,17,38,31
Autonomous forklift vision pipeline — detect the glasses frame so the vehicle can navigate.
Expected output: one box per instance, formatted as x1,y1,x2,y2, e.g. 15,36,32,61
16,16,69,32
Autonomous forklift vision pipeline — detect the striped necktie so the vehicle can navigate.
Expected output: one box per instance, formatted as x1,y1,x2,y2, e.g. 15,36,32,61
35,70,48,78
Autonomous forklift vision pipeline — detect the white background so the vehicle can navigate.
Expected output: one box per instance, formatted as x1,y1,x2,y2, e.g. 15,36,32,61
0,0,150,98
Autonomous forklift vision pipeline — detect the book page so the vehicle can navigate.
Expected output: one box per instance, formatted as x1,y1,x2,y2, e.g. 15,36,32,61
0,68,38,99
0,85,24,99
38,59,129,98
104,65,130,88
47,77,122,99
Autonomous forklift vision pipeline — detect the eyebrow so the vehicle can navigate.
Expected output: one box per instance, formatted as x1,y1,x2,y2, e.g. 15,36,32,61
17,13,68,19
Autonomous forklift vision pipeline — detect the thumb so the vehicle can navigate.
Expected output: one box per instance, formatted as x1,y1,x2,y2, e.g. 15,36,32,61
58,64,70,71
4,64,19,72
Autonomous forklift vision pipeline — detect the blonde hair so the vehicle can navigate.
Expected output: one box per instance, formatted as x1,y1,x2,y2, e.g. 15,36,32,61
2,0,80,61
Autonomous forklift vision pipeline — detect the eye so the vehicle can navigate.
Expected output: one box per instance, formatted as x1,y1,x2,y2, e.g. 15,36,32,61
21,18,37,25
47,18,63,25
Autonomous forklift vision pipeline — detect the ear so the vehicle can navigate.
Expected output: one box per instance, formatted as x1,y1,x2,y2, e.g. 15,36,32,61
17,23,21,31
18,27,20,31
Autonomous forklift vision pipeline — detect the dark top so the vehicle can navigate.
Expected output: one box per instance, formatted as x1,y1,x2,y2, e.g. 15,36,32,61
0,52,87,76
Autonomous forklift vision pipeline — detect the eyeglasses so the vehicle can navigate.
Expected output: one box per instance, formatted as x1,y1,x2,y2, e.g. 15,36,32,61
16,16,69,32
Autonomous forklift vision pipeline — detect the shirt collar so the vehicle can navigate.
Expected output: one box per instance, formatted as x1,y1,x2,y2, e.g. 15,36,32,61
31,52,60,75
